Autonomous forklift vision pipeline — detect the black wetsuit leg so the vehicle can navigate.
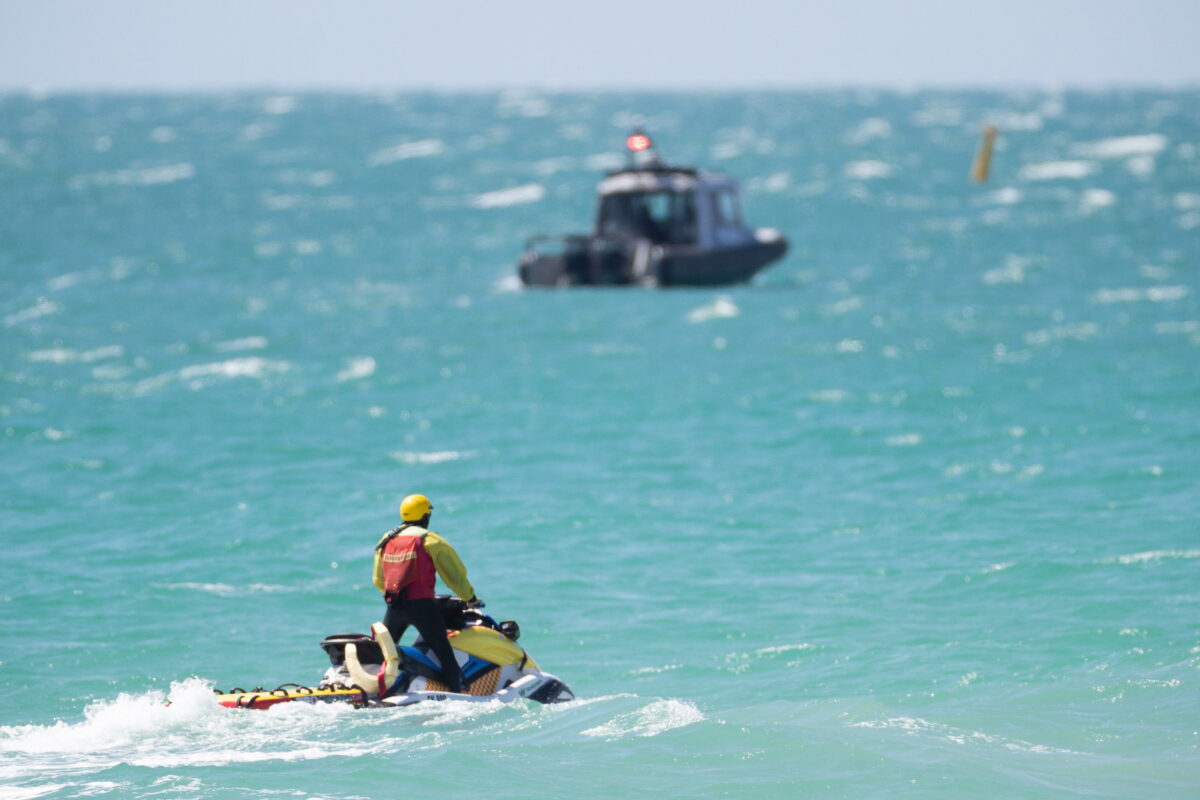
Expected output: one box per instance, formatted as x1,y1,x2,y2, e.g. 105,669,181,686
382,602,410,645
382,597,463,692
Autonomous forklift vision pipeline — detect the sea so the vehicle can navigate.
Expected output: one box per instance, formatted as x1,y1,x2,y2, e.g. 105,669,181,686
1,89,1198,799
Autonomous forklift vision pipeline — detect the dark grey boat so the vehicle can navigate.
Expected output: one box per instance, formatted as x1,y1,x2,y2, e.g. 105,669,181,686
518,131,787,287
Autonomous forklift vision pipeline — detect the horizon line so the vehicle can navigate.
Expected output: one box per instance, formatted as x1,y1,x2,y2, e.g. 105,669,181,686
3,79,1199,97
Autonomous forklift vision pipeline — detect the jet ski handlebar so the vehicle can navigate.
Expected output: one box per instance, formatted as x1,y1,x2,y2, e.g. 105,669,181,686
433,595,520,641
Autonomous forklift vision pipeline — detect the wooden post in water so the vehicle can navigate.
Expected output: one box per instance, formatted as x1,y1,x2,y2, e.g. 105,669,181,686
971,124,998,183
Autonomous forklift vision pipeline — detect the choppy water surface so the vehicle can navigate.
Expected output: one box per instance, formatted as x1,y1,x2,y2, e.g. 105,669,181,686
1,90,1198,799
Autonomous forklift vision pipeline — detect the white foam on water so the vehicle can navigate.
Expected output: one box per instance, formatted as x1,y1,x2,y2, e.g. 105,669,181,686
1023,322,1100,346
847,117,892,144
885,433,922,447
754,643,817,657
1111,549,1200,565
0,679,441,782
69,163,195,189
1081,188,1117,211
367,139,446,166
390,450,476,466
1175,192,1200,210
5,299,60,326
178,357,290,381
1126,155,1156,176
983,261,1027,285
262,96,298,115
1140,264,1171,280
627,664,683,676
121,358,292,395
241,122,273,141
1019,160,1096,181
0,138,33,169
534,156,575,176
492,273,523,294
0,679,219,759
1091,286,1189,304
823,296,864,315
91,365,129,381
1017,464,1045,480
848,715,1085,755
711,141,742,160
581,699,703,740
46,782,130,800
214,336,268,352
46,271,85,290
336,356,376,383
808,389,851,403
1154,321,1199,334
27,345,123,363
912,105,963,127
0,784,69,799
1074,133,1168,159
497,90,550,118
986,187,1022,205
748,171,791,193
844,160,894,180
687,296,739,323
155,582,295,596
983,254,1032,285
470,184,544,209
986,111,1043,131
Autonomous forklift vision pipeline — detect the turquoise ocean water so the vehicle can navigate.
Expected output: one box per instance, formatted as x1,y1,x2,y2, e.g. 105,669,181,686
1,90,1198,799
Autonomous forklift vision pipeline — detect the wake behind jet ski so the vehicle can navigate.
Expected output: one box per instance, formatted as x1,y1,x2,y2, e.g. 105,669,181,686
518,128,788,287
215,596,573,709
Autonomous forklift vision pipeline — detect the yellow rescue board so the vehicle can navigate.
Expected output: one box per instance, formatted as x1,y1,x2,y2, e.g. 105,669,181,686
216,685,366,710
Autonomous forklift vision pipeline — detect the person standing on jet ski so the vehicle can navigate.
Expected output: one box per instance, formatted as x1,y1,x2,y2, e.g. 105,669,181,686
372,494,482,693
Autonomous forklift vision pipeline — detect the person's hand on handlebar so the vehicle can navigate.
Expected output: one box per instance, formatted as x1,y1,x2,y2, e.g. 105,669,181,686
466,597,485,609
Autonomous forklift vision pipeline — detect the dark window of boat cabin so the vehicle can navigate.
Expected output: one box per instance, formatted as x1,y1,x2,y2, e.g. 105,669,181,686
598,191,697,244
713,189,743,227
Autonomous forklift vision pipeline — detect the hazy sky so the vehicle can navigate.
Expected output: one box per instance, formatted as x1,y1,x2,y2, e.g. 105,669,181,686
2,0,1198,90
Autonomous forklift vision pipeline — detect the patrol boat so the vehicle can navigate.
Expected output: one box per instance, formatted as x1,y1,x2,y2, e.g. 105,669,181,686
518,129,787,287
214,596,573,709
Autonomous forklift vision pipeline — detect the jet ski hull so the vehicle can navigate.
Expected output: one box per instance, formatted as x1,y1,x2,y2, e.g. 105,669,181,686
215,671,573,710
215,602,573,710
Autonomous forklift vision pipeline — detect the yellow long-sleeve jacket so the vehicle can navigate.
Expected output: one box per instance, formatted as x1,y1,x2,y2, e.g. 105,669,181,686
372,526,476,602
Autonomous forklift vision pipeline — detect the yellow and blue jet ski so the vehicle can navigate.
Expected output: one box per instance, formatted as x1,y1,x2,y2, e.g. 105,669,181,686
215,597,574,710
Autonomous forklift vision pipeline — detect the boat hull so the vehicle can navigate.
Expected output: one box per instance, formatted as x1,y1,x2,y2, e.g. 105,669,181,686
518,235,787,288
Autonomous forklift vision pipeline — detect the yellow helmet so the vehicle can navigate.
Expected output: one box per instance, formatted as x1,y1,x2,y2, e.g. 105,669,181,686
399,494,433,522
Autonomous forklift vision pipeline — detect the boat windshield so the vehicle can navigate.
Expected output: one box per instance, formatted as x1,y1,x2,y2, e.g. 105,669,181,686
597,190,697,244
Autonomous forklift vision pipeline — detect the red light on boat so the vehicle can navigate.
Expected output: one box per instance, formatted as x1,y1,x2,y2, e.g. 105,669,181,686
626,134,651,152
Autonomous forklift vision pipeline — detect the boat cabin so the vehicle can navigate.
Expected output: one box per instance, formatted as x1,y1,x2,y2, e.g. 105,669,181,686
595,167,757,250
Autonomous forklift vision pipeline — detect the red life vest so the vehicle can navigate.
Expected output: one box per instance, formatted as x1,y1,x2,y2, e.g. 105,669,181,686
379,526,437,602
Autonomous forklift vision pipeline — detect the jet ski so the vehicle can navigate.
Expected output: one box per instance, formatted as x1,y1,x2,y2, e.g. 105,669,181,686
215,596,574,709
